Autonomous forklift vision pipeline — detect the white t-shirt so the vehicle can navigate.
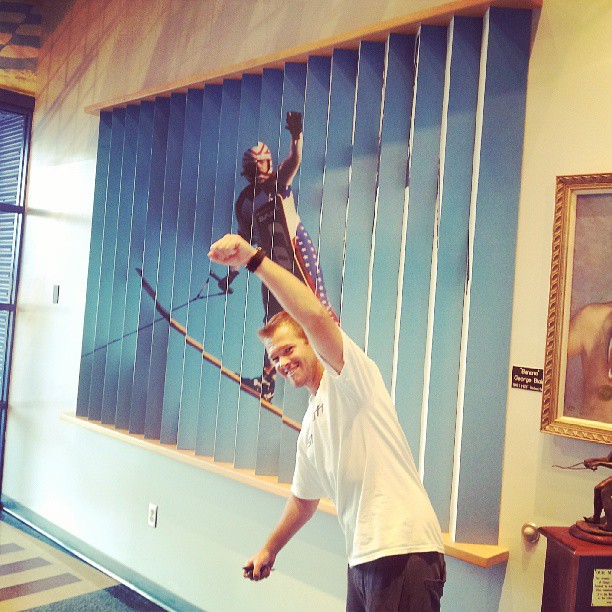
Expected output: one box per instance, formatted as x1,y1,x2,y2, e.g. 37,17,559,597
291,331,445,567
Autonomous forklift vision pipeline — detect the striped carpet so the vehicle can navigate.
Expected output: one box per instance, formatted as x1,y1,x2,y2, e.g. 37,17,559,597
0,516,164,611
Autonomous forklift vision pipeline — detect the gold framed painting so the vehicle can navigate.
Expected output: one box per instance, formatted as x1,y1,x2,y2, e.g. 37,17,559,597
541,173,612,444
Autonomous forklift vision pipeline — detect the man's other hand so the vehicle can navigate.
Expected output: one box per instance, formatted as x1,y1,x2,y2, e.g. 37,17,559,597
243,548,276,581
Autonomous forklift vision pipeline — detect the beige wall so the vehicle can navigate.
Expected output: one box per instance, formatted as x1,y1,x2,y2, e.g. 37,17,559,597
499,1,611,609
4,0,611,610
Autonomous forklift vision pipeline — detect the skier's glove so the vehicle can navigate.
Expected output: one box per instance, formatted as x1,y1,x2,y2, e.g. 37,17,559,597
285,111,303,140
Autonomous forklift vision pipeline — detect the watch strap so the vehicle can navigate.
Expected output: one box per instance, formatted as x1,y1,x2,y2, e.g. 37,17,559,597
246,247,266,272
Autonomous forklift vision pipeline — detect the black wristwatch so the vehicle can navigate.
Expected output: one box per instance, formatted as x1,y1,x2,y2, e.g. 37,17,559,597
246,247,266,272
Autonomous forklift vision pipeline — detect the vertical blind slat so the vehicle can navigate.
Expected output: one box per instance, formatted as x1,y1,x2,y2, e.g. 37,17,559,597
367,34,416,389
160,89,204,444
76,112,112,417
176,85,223,451
231,74,265,469
340,40,386,348
129,98,170,434
455,7,531,543
317,49,358,320
275,61,308,484
144,93,187,440
115,101,155,430
101,105,140,424
423,16,482,531
88,109,127,421
273,56,330,477
394,25,447,457
214,75,261,463
195,79,241,456
252,68,285,476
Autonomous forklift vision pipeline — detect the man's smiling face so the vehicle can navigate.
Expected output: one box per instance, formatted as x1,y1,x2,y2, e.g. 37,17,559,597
263,324,323,394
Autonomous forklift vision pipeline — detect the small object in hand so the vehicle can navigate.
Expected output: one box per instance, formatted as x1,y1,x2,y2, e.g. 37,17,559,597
242,563,274,578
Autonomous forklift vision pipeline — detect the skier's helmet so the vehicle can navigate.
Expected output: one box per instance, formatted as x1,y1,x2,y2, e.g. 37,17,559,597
242,142,273,182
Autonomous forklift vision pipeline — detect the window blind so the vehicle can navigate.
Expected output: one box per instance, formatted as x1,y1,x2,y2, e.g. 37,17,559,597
77,7,532,544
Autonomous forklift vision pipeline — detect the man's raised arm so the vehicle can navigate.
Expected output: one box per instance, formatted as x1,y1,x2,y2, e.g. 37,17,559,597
208,233,343,373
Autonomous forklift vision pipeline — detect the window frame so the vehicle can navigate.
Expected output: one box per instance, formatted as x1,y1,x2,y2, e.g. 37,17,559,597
0,88,34,496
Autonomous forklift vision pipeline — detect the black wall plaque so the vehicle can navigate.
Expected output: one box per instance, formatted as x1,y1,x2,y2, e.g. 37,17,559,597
511,366,543,392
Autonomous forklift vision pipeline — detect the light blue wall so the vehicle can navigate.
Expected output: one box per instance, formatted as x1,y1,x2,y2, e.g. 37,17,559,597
2,434,505,612
4,418,349,611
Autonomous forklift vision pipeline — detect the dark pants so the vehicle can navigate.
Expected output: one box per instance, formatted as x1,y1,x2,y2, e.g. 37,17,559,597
347,552,446,612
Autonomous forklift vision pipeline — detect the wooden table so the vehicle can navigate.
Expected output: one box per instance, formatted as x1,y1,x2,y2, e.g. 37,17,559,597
540,526,612,611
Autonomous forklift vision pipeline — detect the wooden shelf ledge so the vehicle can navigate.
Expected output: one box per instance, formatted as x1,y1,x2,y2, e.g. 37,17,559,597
442,533,509,568
85,0,541,115
62,413,509,568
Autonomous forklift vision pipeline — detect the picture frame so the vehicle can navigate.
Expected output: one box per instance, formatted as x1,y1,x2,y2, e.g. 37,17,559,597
541,173,612,444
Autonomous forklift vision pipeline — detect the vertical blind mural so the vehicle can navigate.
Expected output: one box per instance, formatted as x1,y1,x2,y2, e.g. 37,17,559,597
77,8,532,544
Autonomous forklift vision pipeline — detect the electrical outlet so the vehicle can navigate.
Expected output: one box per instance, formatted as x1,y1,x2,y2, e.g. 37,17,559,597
147,503,158,528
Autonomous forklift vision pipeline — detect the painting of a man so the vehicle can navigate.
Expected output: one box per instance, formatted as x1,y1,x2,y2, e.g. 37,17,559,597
563,191,612,424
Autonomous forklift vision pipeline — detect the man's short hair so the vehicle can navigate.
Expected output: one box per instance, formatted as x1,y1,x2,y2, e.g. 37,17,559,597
258,311,308,343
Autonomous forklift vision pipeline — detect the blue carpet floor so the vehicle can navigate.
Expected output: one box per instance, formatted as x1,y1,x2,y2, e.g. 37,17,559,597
0,511,167,611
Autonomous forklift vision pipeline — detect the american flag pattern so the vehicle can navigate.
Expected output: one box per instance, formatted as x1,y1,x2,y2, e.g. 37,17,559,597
293,222,339,324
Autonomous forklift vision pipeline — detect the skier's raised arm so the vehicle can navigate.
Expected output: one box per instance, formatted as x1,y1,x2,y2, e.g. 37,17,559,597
277,112,303,188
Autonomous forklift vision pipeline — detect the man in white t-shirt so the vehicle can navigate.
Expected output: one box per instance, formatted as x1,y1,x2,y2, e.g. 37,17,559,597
208,233,446,611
